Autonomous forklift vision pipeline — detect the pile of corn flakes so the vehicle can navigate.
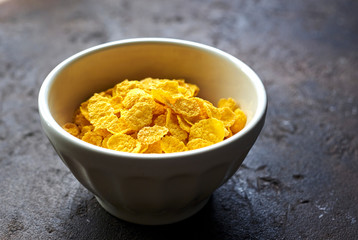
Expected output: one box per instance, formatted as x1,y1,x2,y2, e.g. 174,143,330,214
63,78,246,153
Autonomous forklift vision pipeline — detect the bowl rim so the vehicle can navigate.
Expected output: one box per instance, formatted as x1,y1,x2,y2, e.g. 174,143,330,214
38,37,267,160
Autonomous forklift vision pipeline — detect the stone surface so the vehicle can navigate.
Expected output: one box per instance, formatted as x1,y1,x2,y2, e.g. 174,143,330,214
1,0,357,239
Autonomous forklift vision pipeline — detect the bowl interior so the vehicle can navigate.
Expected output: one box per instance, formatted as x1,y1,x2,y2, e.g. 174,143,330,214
46,40,262,127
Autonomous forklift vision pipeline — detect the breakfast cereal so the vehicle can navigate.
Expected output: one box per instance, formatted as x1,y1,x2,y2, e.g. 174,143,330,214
63,78,247,153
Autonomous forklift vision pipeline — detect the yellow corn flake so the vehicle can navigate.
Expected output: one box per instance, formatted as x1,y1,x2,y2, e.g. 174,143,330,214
138,77,159,90
144,141,163,153
62,78,246,153
79,100,90,121
63,123,80,137
153,114,167,126
187,83,200,97
74,111,90,127
138,143,148,153
112,80,139,98
152,102,166,115
93,114,118,131
156,80,180,95
137,125,169,144
171,96,200,118
102,135,112,148
161,136,187,153
189,118,225,143
177,115,192,132
231,108,247,134
166,109,188,141
218,107,236,128
224,127,233,138
87,94,115,126
203,101,220,119
106,133,141,153
110,96,123,115
151,89,176,105
122,102,153,131
122,89,155,109
178,85,198,97
192,97,210,121
218,98,237,111
82,131,103,146
107,117,133,134
79,125,94,138
122,88,142,108
94,128,112,138
187,138,214,150
175,79,199,97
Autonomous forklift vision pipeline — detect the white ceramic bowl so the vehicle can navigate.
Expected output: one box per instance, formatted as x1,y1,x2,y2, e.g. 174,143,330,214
38,38,267,225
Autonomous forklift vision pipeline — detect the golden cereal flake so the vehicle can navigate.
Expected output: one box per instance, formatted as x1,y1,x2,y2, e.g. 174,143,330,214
152,102,166,115
137,125,169,144
156,80,180,95
82,131,103,146
87,94,115,125
153,114,167,126
165,109,188,141
161,136,187,153
144,141,163,153
112,80,139,98
106,133,141,153
151,89,176,105
177,115,192,132
187,138,214,150
74,111,91,127
218,98,237,111
106,117,133,134
218,107,236,128
171,96,200,118
122,102,153,131
189,118,225,143
122,88,155,109
231,108,247,134
63,123,80,137
110,95,123,115
79,100,90,121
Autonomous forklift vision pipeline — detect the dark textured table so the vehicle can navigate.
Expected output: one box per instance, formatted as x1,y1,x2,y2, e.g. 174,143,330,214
1,0,357,239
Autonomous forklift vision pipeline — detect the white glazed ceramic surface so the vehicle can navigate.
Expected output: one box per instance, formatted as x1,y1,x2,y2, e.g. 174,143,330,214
38,38,267,225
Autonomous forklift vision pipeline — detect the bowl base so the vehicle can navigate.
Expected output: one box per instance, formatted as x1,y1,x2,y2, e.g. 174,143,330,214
95,196,210,225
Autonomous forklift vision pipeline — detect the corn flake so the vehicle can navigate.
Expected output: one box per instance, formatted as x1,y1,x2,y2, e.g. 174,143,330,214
122,102,153,131
153,114,167,126
63,123,80,137
161,136,187,153
144,141,163,153
137,125,169,144
218,98,237,111
177,115,191,132
112,80,139,98
231,108,247,134
82,131,103,147
187,138,214,150
107,133,141,153
218,107,236,128
189,118,225,143
171,96,200,118
74,111,90,127
122,89,155,110
166,109,188,141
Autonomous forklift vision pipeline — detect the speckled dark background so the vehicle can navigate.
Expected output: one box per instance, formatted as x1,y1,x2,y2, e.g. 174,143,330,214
1,0,357,239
